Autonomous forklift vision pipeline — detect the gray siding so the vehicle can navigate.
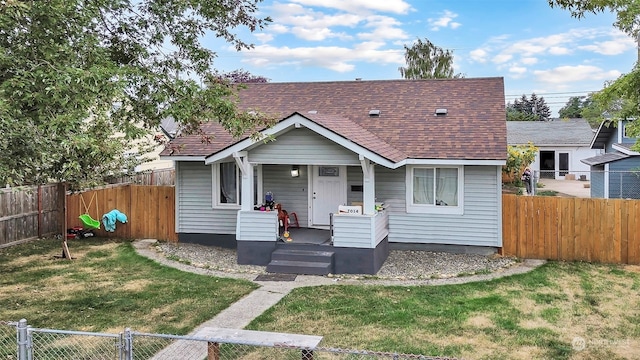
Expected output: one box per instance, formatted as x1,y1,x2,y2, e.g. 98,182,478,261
590,165,605,198
262,164,309,226
176,161,237,234
347,166,363,206
375,166,406,211
333,211,389,249
236,211,278,241
608,158,640,199
380,165,501,247
249,128,360,165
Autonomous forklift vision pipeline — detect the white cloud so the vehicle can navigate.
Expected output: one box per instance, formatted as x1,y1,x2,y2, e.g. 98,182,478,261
533,65,621,84
254,33,274,43
509,66,527,74
266,2,408,42
469,49,488,63
577,32,637,55
241,43,405,73
358,15,409,41
548,46,571,55
493,54,513,64
288,0,413,14
521,57,538,65
427,10,461,31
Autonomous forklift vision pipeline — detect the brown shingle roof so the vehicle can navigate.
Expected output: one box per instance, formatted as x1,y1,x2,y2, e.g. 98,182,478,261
162,78,507,161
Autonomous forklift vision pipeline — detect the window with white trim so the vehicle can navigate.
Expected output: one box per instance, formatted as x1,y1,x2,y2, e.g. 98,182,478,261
406,166,463,214
215,162,241,206
213,163,261,208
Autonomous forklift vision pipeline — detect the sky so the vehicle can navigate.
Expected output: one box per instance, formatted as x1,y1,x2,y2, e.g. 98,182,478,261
203,0,639,117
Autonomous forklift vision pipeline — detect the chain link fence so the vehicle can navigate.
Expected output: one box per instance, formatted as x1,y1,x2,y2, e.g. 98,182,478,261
1,321,17,360
1,320,456,360
537,170,640,199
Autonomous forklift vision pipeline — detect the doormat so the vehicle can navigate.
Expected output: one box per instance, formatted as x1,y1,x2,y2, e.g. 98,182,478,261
254,273,297,281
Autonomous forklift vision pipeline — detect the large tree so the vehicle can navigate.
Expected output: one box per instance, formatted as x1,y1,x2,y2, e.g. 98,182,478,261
549,0,640,146
558,96,586,118
0,0,271,189
398,38,463,79
506,93,551,121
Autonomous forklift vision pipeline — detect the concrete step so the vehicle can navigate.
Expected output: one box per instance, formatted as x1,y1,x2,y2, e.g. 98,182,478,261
270,248,335,262
266,259,333,275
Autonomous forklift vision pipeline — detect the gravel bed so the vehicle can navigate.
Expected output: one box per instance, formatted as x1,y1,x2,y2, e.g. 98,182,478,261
156,242,517,280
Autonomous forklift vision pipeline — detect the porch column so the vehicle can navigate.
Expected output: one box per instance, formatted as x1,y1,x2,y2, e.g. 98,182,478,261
360,156,375,215
234,152,254,211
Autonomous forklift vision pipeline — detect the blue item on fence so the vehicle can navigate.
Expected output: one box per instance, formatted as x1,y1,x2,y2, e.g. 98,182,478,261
102,209,128,232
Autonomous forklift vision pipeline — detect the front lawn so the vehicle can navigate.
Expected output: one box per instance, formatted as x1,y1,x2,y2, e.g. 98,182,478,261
0,238,257,334
248,262,640,359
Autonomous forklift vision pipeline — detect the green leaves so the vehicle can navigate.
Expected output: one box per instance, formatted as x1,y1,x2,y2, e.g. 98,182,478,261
549,0,640,147
398,38,463,79
0,0,270,189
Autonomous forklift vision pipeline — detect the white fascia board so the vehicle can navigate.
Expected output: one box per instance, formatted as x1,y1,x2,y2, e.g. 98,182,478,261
612,143,640,155
205,113,397,168
393,159,506,168
160,155,206,161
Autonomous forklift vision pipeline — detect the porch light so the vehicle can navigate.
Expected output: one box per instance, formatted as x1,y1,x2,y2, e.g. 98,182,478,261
291,165,300,178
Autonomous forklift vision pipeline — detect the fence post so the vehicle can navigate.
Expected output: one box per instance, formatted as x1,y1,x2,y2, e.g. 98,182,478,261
123,328,133,360
17,319,27,360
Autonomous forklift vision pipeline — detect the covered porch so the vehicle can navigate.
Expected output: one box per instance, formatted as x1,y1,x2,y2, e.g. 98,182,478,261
226,152,389,275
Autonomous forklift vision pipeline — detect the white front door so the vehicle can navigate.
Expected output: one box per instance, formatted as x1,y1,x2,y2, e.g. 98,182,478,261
311,165,347,226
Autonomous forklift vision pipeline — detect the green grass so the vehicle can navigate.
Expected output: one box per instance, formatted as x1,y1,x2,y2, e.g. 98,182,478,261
3,238,639,360
0,238,257,334
536,190,559,196
247,262,640,359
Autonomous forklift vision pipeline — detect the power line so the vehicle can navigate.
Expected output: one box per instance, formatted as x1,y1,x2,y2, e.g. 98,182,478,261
505,90,597,97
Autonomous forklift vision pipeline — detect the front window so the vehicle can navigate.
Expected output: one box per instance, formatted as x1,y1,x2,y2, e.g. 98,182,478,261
407,166,463,214
218,162,241,205
213,162,261,207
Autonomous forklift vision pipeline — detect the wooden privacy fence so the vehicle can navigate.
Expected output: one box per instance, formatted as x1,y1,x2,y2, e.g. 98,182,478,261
66,185,177,242
0,184,65,247
502,194,640,265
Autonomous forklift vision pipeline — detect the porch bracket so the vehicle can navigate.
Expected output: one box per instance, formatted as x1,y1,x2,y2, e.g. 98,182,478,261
359,155,376,215
233,151,250,177
233,151,254,211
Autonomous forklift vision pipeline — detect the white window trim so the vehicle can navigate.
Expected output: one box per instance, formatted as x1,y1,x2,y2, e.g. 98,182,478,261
405,165,464,215
212,163,263,209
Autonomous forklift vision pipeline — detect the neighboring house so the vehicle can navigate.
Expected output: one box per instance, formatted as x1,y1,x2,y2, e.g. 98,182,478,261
581,120,640,199
129,118,178,172
160,78,507,274
506,118,599,180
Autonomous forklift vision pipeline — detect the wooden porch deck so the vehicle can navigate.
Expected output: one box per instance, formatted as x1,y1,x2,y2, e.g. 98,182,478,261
279,227,331,245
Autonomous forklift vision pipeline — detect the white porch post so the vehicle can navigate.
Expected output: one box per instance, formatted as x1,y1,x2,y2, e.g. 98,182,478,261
233,152,254,211
360,156,375,215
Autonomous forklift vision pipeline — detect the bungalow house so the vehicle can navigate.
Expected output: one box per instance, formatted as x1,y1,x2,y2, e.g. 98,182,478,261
506,118,599,180
160,78,507,274
581,119,640,198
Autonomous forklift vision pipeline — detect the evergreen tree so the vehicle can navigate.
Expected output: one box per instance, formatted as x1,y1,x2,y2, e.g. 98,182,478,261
506,93,551,121
558,96,585,118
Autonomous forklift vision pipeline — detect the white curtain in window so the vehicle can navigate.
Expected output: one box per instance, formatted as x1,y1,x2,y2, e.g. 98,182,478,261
413,168,434,204
220,163,236,204
436,168,458,206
